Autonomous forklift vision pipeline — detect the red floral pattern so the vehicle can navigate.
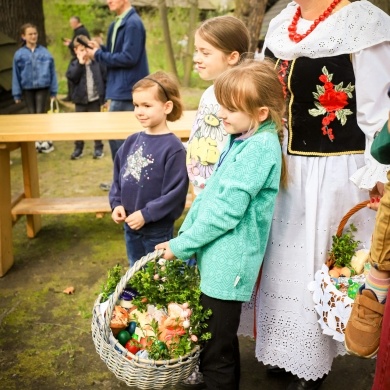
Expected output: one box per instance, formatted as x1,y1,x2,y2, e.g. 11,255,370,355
309,67,354,142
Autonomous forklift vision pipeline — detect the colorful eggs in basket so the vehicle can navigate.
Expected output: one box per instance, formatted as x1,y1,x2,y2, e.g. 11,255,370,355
127,321,137,335
117,330,132,346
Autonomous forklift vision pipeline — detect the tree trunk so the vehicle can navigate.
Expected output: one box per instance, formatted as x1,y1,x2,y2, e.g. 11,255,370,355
0,0,46,46
235,0,267,53
157,0,178,79
183,0,198,87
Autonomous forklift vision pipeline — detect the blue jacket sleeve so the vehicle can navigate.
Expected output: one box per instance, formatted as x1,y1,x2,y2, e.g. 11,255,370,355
109,145,124,210
12,54,22,101
94,22,145,69
50,57,58,97
141,149,189,223
169,135,280,260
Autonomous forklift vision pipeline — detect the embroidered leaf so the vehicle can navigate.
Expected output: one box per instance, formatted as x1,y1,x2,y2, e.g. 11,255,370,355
343,83,355,98
316,85,325,95
309,108,326,117
336,110,348,126
334,82,344,92
322,66,331,80
313,92,320,99
314,101,325,112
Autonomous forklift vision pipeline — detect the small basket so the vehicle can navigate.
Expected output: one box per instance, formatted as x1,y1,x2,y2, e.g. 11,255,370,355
91,250,201,389
308,200,369,342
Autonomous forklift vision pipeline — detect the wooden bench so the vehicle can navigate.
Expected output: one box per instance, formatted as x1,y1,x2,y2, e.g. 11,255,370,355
0,110,196,276
11,193,194,220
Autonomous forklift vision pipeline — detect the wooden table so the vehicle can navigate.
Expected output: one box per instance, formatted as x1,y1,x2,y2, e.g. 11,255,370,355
0,111,195,276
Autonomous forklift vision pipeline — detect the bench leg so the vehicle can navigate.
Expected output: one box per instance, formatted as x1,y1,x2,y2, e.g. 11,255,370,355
21,142,42,238
0,147,14,277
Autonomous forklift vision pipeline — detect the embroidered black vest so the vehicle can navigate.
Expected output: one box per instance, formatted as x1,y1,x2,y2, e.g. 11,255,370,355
266,49,365,156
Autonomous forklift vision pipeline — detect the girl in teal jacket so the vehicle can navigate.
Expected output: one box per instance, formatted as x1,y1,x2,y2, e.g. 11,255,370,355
156,60,286,390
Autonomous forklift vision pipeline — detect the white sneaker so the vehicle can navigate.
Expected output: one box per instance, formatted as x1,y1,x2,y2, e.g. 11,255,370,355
38,141,54,154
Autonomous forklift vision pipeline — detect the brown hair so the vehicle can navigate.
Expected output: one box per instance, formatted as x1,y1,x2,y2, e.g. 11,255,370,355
132,71,184,122
20,23,37,46
196,15,249,58
214,60,288,188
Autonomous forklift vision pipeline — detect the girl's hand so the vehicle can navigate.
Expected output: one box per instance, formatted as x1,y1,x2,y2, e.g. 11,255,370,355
126,210,145,230
112,205,126,223
155,242,175,260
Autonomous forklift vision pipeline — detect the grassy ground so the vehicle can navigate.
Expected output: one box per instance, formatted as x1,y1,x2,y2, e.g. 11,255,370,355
0,92,196,389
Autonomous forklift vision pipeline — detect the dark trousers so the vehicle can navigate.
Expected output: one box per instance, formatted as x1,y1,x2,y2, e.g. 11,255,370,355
200,294,242,390
23,88,49,114
74,100,103,150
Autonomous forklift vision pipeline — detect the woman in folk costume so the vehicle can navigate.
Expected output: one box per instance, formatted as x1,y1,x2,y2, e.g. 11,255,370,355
239,1,390,389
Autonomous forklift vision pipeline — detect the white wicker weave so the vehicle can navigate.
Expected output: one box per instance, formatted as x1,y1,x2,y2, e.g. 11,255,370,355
91,250,201,389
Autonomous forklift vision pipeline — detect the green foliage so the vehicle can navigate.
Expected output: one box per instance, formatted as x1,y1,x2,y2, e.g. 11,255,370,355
328,224,360,268
43,0,213,93
129,258,211,360
100,264,124,302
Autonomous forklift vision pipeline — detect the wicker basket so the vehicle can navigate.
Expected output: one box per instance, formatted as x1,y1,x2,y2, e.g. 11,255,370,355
91,250,201,389
308,200,369,342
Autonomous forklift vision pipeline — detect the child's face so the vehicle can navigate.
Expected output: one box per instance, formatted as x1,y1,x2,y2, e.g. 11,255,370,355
193,32,234,81
133,86,170,131
22,27,38,46
218,105,253,135
74,45,86,57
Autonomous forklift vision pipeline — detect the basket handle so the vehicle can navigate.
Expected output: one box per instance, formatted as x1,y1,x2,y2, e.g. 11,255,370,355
335,200,370,237
103,249,165,340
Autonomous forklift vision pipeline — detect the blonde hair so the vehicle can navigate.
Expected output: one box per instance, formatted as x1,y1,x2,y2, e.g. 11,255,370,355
196,15,249,58
132,71,184,122
73,34,88,48
214,60,288,188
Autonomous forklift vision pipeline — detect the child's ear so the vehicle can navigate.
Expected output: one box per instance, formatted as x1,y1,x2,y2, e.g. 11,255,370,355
164,100,173,115
257,107,269,123
227,51,240,66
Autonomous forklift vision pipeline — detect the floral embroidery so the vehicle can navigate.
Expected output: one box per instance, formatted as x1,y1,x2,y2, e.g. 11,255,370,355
309,66,354,141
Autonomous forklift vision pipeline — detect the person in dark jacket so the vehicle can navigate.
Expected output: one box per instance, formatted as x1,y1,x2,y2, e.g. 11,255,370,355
66,35,106,160
63,16,90,102
88,0,149,163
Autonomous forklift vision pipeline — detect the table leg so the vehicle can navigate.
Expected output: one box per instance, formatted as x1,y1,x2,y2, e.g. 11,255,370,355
0,147,14,277
21,142,42,238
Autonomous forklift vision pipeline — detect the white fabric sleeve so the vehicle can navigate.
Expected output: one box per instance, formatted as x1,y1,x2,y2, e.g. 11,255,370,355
350,42,390,190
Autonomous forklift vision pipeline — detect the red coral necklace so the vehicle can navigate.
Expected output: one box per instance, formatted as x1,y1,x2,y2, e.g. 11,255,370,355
288,0,342,43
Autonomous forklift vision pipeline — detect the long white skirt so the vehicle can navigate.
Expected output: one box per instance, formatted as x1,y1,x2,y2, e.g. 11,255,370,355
239,152,375,380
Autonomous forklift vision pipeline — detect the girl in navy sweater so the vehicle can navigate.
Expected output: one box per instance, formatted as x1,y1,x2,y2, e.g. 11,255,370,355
109,71,189,267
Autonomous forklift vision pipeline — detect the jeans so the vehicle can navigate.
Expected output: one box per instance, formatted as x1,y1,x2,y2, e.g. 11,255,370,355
199,294,242,390
109,99,134,161
124,224,173,267
23,88,49,113
74,100,103,150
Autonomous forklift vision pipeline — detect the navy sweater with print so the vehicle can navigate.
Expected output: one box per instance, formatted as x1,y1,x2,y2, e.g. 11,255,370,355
109,132,189,228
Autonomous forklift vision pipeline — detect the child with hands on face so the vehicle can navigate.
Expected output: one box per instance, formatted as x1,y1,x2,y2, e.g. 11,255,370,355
109,72,189,267
66,35,106,159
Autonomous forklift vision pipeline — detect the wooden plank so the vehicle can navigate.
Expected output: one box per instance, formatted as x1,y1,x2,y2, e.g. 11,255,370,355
12,196,111,215
12,193,193,216
0,111,195,142
20,142,41,238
